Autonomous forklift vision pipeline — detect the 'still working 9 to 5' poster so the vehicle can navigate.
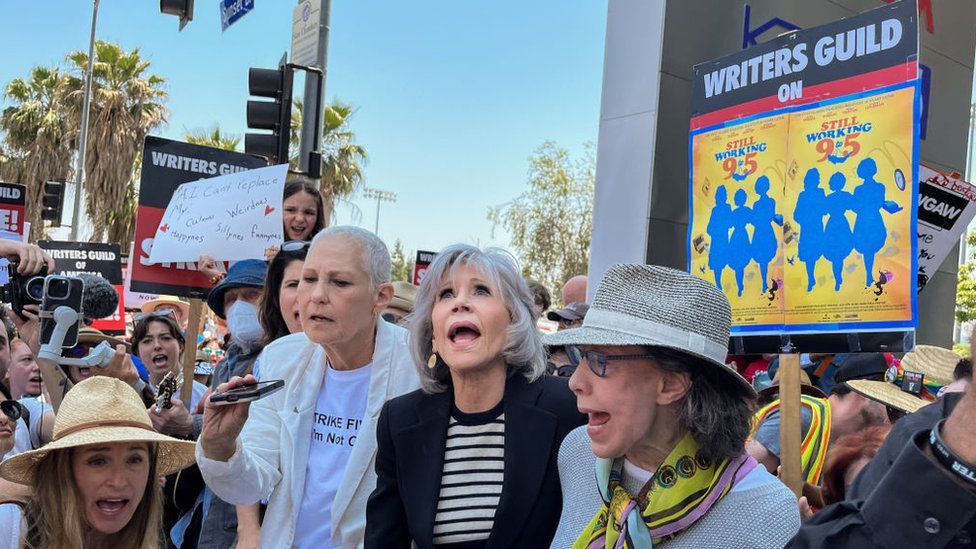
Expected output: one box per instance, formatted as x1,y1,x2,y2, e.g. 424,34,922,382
688,0,919,338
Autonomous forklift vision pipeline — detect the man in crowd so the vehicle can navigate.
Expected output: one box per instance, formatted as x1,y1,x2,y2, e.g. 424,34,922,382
527,279,552,320
547,302,589,331
381,281,416,326
561,274,587,305
198,226,420,548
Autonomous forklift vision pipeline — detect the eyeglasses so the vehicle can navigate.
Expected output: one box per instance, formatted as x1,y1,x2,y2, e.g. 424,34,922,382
134,309,176,322
565,345,660,378
281,240,311,252
557,318,582,330
546,361,577,378
1,400,24,421
202,348,225,358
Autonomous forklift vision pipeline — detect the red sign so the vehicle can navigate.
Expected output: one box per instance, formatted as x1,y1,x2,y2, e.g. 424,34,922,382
0,182,26,236
412,250,437,286
91,284,126,335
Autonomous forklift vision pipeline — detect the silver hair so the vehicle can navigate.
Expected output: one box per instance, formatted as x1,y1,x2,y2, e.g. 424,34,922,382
310,226,392,287
409,243,546,393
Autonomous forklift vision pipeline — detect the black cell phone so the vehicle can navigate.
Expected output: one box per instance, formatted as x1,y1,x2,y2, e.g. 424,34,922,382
39,275,84,348
209,380,285,406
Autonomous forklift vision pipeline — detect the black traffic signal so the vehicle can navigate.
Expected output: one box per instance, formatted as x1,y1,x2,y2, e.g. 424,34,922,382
245,66,294,165
160,0,194,30
41,181,64,227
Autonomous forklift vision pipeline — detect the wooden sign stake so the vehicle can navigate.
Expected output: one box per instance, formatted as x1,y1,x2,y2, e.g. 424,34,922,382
180,299,204,409
778,353,803,497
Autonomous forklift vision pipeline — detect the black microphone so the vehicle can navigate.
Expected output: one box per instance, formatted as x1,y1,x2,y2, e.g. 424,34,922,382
76,273,120,320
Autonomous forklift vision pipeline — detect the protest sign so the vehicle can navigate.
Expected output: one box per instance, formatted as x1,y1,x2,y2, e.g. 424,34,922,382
413,250,437,286
39,241,125,334
147,163,288,264
0,182,26,240
916,165,976,291
688,1,919,350
130,136,266,298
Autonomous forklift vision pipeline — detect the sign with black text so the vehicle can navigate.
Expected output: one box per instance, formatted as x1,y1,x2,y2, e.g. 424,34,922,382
413,250,437,286
0,182,26,239
916,165,976,291
39,241,125,334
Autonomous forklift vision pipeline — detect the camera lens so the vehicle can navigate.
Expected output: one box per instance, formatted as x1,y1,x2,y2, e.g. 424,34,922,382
24,277,46,301
46,277,70,300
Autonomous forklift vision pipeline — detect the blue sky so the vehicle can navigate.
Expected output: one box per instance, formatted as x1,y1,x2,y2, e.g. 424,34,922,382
0,1,608,257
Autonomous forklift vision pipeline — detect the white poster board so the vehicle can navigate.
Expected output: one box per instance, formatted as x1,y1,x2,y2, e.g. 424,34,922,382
917,164,976,291
148,164,288,264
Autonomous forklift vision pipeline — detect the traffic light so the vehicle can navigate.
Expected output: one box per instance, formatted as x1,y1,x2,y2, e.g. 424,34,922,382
160,0,194,30
41,181,64,227
245,66,294,165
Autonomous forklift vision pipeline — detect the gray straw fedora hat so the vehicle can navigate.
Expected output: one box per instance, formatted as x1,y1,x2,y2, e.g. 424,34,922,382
544,264,754,396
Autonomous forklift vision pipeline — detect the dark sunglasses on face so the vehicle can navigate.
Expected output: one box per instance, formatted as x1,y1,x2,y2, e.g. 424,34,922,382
67,344,98,358
564,345,661,378
134,309,176,322
546,361,577,378
281,240,311,252
1,400,24,422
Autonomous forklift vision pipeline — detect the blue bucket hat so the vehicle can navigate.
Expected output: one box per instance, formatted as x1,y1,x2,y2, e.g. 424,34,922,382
206,259,268,319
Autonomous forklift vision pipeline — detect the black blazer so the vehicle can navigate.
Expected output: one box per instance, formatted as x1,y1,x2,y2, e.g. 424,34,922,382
365,373,585,548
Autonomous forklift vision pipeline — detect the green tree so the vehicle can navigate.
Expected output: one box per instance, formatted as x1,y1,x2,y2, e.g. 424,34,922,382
489,141,595,296
289,99,367,224
0,66,74,240
184,125,241,152
64,41,168,245
956,230,976,324
390,239,413,282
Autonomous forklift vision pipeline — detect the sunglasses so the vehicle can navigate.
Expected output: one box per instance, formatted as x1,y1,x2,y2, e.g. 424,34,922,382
1,400,24,422
546,361,577,378
202,348,225,358
281,240,311,252
67,343,98,358
565,345,661,378
134,309,176,322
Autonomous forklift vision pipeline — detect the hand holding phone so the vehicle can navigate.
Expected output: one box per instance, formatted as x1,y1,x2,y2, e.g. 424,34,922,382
209,380,284,406
200,375,271,462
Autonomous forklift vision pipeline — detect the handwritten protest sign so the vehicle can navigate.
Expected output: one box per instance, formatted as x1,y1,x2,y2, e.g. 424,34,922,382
148,164,287,264
916,165,976,292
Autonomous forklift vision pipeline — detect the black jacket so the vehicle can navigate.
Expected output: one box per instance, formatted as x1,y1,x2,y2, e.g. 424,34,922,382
789,393,976,548
365,374,585,548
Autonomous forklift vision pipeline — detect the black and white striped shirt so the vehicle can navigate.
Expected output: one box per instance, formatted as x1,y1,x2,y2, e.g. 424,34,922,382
431,402,506,547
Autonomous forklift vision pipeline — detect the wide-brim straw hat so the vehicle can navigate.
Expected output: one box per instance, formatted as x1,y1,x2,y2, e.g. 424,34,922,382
544,264,754,396
846,379,930,414
899,345,959,387
140,296,190,319
77,327,129,352
0,377,196,485
389,281,418,313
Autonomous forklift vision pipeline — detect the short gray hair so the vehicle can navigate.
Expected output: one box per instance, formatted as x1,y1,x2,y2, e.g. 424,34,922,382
311,226,391,287
650,348,756,463
409,244,546,393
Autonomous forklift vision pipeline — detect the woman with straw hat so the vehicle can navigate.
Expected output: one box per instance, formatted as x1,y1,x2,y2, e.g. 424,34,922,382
546,264,799,548
0,376,196,548
845,345,962,415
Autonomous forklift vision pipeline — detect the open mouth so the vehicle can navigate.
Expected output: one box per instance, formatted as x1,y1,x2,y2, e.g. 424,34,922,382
448,321,481,347
580,407,611,438
290,224,307,236
152,354,168,368
77,367,92,378
95,498,130,516
29,375,42,385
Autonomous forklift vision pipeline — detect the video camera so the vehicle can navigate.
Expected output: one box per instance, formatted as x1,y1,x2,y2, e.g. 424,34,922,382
0,263,48,317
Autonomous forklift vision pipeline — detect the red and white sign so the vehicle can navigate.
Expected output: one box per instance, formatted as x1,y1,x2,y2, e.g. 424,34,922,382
413,250,437,286
0,182,26,238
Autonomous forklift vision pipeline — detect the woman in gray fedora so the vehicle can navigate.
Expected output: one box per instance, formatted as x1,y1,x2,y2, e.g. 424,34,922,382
545,264,799,548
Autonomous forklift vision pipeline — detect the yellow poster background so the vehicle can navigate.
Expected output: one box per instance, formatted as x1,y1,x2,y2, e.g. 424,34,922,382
690,86,915,333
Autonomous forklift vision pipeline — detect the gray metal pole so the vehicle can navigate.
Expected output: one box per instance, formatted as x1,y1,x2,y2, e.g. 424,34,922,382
70,0,100,241
298,0,331,172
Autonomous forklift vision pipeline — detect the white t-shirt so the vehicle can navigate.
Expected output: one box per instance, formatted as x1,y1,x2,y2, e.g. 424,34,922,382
4,397,52,459
292,362,372,549
0,503,22,549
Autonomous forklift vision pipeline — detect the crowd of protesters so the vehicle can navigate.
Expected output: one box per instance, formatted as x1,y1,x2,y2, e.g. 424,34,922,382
0,179,972,548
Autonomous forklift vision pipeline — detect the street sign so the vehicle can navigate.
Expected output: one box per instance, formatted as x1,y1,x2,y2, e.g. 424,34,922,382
220,0,254,32
291,0,321,67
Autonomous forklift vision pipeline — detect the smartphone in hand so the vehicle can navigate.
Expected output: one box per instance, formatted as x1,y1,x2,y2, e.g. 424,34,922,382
39,276,84,348
209,380,285,406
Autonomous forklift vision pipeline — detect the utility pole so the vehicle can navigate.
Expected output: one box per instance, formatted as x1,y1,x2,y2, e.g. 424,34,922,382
70,0,100,241
298,0,331,173
362,187,397,234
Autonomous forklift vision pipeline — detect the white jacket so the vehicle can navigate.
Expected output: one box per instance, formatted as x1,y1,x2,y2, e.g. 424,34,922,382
196,321,420,548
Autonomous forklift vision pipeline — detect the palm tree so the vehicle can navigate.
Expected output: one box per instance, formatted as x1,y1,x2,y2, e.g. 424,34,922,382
290,99,367,224
184,125,241,152
0,66,74,240
63,40,168,243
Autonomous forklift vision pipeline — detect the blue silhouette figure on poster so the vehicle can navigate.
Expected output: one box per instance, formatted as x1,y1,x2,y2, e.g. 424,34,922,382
728,189,754,297
751,176,783,293
822,172,856,291
793,168,827,291
706,185,733,290
852,158,903,287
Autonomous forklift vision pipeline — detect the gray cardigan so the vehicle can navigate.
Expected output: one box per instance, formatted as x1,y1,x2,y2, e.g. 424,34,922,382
551,426,801,548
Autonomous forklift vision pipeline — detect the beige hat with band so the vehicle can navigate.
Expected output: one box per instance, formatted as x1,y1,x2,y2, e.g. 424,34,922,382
899,345,959,387
846,379,930,414
0,376,196,485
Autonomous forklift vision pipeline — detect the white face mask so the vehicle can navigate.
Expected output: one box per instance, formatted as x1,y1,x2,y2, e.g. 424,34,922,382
226,300,263,350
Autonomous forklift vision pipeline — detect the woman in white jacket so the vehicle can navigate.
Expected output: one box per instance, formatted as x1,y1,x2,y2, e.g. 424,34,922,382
197,226,420,548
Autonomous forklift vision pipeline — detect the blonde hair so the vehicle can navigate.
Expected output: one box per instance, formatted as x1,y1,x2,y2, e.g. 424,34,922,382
24,444,164,549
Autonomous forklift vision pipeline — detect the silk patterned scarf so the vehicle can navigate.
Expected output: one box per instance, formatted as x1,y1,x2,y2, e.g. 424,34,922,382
572,434,757,549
